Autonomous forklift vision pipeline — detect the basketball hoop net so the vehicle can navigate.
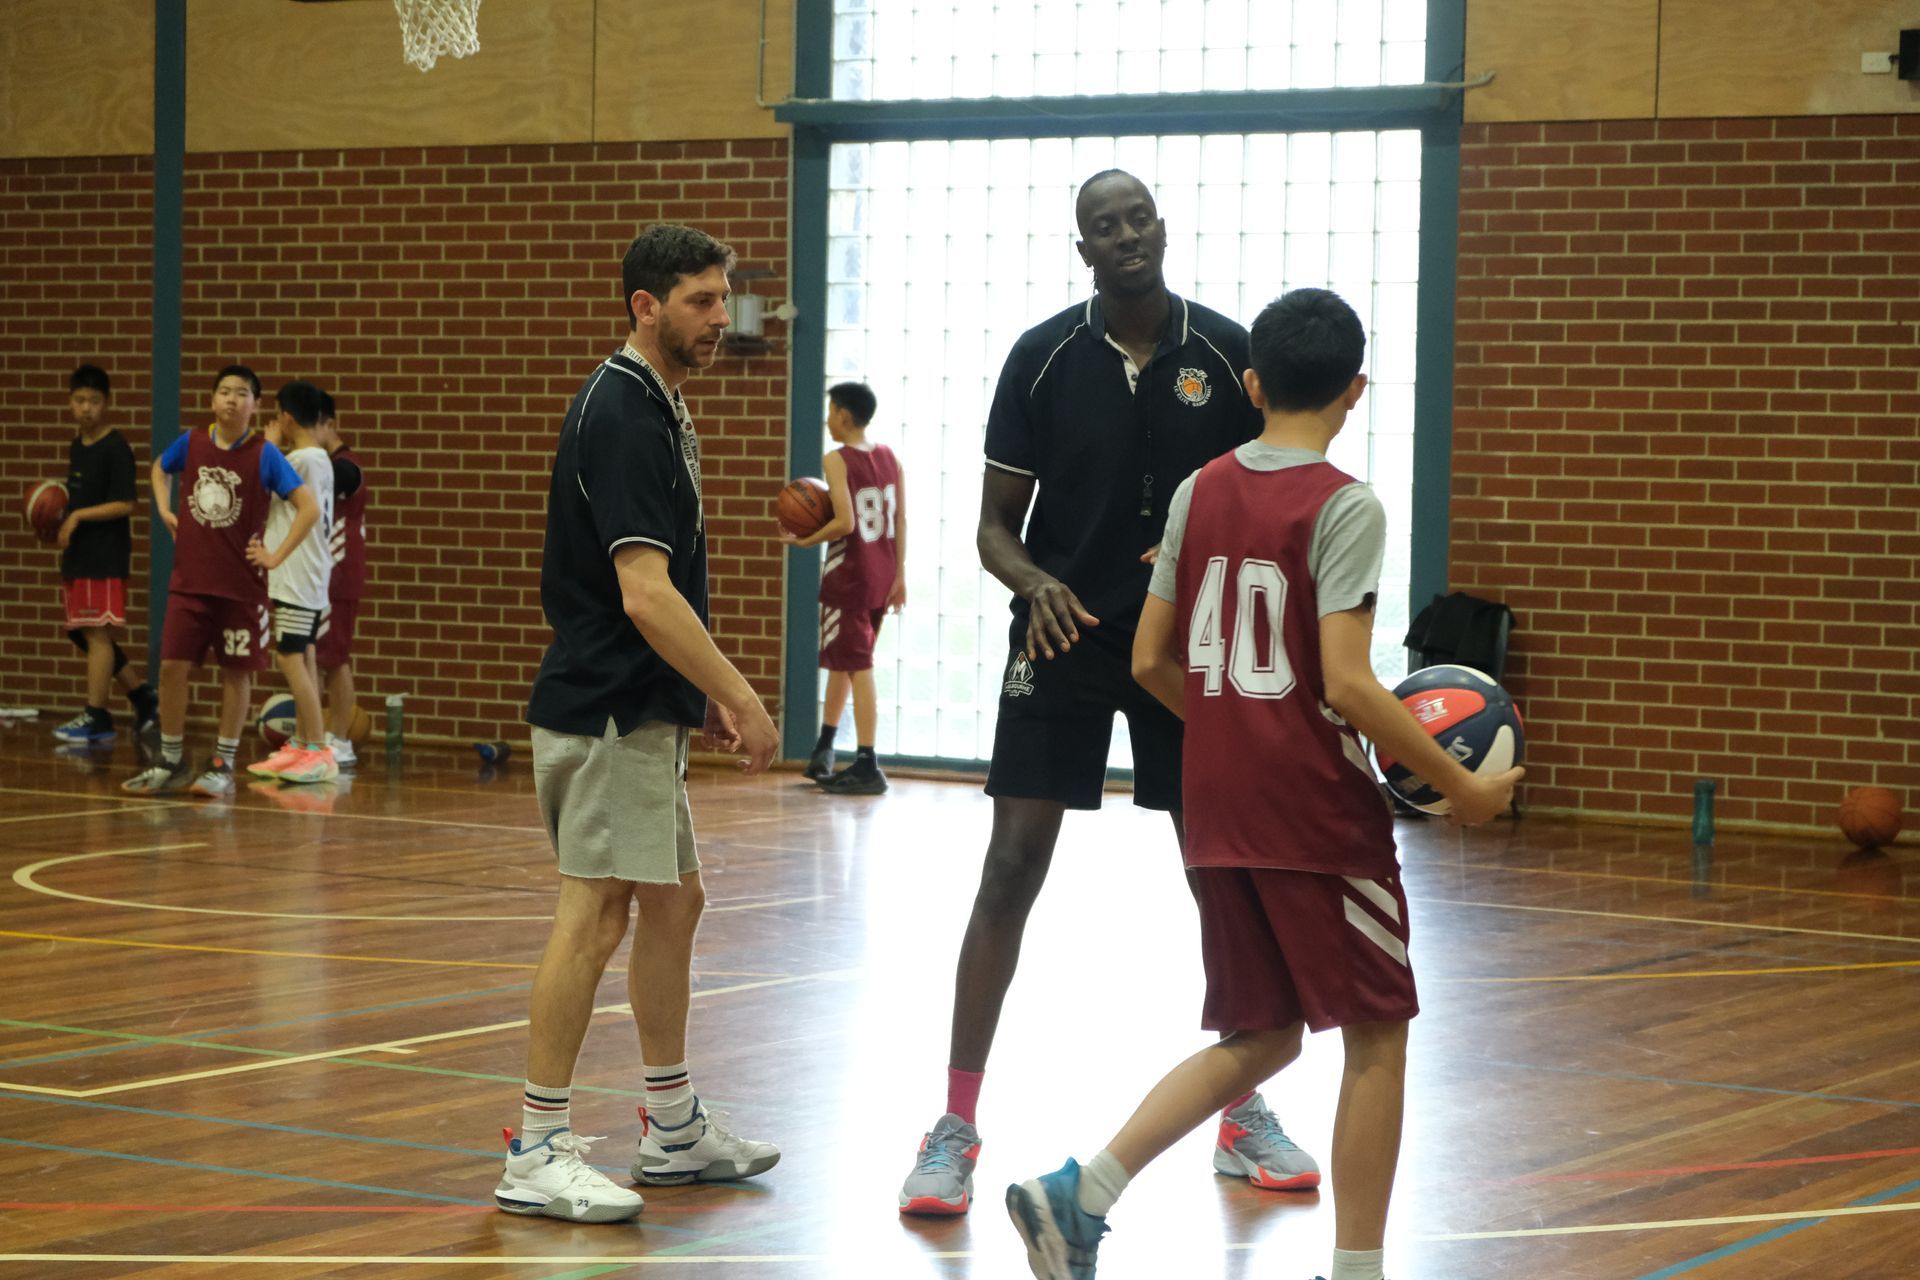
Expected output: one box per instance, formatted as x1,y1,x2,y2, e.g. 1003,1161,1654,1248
393,0,482,72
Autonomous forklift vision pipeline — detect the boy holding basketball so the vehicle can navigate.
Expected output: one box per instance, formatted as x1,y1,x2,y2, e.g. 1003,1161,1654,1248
249,379,337,785
314,391,368,767
1004,289,1522,1280
783,382,906,794
51,364,158,744
123,365,317,797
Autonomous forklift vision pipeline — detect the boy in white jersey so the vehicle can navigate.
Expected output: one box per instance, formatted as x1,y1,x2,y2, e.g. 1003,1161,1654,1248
248,380,337,784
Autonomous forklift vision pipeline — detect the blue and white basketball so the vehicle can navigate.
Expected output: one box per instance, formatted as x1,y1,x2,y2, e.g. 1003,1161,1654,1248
1375,664,1525,815
256,694,298,748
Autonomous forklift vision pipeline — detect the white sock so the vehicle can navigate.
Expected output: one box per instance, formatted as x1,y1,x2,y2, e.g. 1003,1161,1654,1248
1330,1247,1385,1280
1075,1149,1130,1218
642,1060,696,1128
519,1081,571,1144
215,735,240,765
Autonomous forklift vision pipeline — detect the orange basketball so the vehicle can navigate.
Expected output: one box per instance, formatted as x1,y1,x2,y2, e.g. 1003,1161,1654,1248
775,476,832,538
24,480,66,541
1837,786,1903,850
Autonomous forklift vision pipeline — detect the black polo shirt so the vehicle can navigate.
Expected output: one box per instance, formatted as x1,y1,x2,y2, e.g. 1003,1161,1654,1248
984,292,1262,632
62,429,136,581
528,348,709,736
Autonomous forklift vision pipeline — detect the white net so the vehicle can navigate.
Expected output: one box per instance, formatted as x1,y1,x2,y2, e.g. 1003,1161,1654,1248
394,0,482,73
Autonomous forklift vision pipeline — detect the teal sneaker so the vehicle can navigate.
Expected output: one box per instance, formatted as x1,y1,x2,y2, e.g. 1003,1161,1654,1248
1006,1158,1109,1279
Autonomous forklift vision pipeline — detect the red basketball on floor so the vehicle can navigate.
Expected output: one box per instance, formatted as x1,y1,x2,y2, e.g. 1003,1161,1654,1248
775,477,832,538
24,480,66,541
1837,786,1903,850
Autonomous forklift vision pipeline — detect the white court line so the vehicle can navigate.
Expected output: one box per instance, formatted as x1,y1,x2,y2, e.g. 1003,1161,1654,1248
0,1255,971,1267
1410,1197,1920,1241
0,969,858,1099
0,804,185,825
1417,896,1920,947
13,850,824,923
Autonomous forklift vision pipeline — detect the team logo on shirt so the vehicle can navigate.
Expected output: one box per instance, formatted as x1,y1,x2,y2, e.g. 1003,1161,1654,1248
187,466,243,529
1175,367,1212,407
1003,652,1036,698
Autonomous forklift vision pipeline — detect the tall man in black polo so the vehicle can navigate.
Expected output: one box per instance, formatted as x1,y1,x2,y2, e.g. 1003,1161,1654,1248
898,171,1322,1215
496,224,780,1224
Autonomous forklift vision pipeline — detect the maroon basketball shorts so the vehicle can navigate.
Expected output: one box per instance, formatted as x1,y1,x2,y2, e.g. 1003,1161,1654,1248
316,596,361,669
63,578,127,630
1190,866,1420,1033
160,591,271,671
819,602,885,672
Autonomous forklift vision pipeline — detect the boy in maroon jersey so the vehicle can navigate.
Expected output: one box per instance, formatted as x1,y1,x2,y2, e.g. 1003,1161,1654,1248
123,365,318,797
782,382,906,794
313,393,368,767
1004,290,1522,1280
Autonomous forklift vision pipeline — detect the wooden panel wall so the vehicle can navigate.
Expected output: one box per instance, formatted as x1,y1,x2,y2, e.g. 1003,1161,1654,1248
1466,0,1920,122
0,0,154,158
595,0,794,143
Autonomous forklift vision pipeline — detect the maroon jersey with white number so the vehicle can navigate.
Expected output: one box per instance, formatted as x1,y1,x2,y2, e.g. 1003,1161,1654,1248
329,445,369,601
171,426,271,605
820,444,900,611
1174,453,1395,877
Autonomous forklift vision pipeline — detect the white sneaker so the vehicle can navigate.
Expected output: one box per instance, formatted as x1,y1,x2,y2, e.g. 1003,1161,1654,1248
631,1100,780,1185
327,734,357,768
494,1128,643,1223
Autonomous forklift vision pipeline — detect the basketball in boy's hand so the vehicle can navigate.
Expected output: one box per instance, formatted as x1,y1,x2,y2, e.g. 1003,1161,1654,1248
24,480,66,541
775,477,832,538
1837,786,1902,850
1376,664,1526,815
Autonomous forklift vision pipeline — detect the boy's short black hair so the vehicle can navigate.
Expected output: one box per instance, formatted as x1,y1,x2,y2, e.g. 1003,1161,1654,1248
69,364,111,397
621,224,736,327
275,379,326,429
1248,289,1367,413
827,382,877,427
213,364,261,398
317,389,337,422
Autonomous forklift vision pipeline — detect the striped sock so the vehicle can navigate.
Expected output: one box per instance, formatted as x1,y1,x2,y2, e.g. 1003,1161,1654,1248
642,1061,695,1127
520,1081,571,1143
161,734,184,766
215,735,240,766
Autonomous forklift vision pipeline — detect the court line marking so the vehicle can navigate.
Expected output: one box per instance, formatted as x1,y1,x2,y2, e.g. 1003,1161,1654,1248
1438,957,1920,984
1450,858,1920,906
1631,1172,1920,1279
0,928,541,971
0,785,182,805
13,850,824,921
1416,896,1920,946
0,970,856,1099
1493,1143,1920,1185
1479,1057,1920,1112
0,1255,975,1267
1414,1198,1920,1242
0,803,186,825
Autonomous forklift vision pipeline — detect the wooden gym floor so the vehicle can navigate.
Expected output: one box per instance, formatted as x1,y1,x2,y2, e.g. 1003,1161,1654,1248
0,721,1916,1279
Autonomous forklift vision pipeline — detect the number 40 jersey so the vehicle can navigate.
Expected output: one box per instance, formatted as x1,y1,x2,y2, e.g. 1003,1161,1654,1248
820,443,901,612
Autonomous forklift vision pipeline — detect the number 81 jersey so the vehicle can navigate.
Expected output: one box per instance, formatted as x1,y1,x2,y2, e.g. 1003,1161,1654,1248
1173,453,1395,876
820,443,901,611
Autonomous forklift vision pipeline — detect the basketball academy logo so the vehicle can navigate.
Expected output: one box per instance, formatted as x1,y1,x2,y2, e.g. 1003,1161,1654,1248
1003,652,1036,698
1175,367,1211,406
187,465,244,529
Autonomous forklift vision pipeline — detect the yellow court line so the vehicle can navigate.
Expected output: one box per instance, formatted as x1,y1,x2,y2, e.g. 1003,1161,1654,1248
1442,957,1920,984
3,970,858,1099
1414,1198,1920,1241
1416,897,1920,947
0,786,178,805
1451,859,1920,907
0,804,186,826
0,1255,972,1267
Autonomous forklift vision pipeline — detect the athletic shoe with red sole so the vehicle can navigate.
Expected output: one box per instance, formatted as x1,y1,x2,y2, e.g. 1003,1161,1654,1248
899,1112,980,1215
1214,1093,1320,1190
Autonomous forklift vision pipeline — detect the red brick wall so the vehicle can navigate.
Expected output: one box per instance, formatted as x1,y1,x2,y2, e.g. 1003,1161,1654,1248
1455,115,1920,831
1,140,791,744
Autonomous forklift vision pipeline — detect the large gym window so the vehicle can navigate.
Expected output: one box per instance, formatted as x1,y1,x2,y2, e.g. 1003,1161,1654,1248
824,130,1421,764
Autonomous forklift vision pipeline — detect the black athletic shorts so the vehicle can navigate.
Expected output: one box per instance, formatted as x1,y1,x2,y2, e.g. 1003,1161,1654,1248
984,615,1183,811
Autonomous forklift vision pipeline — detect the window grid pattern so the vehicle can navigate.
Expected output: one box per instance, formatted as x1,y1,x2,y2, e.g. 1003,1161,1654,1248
825,132,1419,765
831,0,1429,101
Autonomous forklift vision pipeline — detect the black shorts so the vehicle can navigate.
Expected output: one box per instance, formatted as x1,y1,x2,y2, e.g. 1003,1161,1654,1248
984,617,1183,811
271,600,322,655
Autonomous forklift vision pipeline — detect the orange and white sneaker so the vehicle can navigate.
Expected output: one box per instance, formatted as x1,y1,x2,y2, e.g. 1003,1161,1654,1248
187,758,236,799
1214,1093,1320,1190
899,1112,980,1215
248,744,302,779
276,746,339,785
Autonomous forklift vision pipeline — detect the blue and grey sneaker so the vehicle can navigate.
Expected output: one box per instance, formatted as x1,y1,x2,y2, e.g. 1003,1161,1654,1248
1006,1158,1109,1280
52,711,114,744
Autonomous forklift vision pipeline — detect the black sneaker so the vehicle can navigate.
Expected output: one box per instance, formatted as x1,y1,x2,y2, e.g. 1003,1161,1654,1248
817,760,887,796
803,746,836,781
130,686,159,735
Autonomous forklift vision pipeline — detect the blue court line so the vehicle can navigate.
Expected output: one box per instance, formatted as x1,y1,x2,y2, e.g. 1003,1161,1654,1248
1480,1059,1920,1112
0,981,533,1072
1633,1173,1920,1279
0,1136,491,1206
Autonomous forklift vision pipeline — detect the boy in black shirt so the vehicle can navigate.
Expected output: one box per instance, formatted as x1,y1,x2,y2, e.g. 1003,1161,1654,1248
53,365,156,744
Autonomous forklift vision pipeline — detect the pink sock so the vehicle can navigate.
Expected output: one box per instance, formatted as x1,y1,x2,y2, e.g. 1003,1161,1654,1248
947,1067,984,1126
1223,1090,1255,1118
